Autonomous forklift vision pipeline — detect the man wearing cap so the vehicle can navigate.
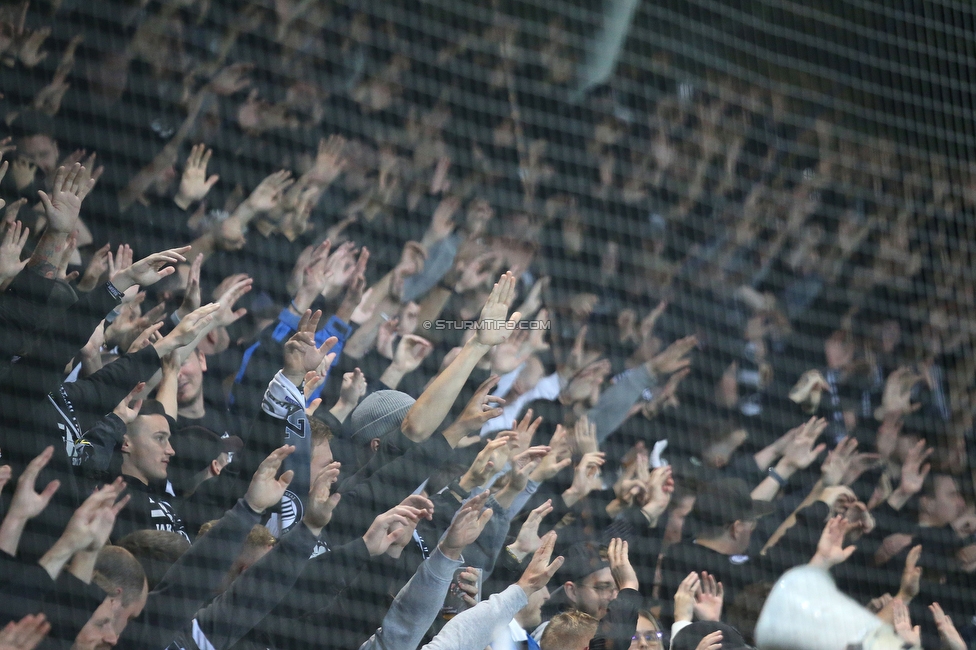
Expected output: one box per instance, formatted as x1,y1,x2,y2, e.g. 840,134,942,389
532,542,618,641
659,478,774,616
168,425,244,536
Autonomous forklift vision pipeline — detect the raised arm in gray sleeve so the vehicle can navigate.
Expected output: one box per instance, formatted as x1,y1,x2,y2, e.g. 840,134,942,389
588,365,658,444
358,547,462,650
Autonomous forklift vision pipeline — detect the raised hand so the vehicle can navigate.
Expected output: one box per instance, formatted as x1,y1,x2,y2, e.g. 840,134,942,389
929,603,966,650
895,440,932,502
892,599,920,647
175,254,203,321
364,495,433,558
243,170,294,213
563,451,605,507
781,417,828,471
877,367,927,420
642,465,675,523
821,436,858,487
570,413,599,455
302,462,342,535
76,242,110,292
440,491,494,559
648,335,698,375
0,613,51,650
391,334,434,374
111,246,190,292
447,375,507,438
608,538,639,591
36,163,100,232
211,274,252,328
244,446,295,514
501,445,551,497
112,383,145,425
307,135,347,186
529,425,573,482
674,572,701,623
336,368,367,410
508,499,553,561
3,447,60,524
897,545,922,602
460,434,514,490
695,631,724,650
809,516,856,569
107,244,133,283
0,220,29,283
694,572,724,621
175,144,219,207
57,478,129,554
516,530,564,596
152,303,221,356
283,310,338,385
475,272,522,346
390,241,426,300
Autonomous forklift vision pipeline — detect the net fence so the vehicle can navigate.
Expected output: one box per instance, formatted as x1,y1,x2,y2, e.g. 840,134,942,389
0,0,974,649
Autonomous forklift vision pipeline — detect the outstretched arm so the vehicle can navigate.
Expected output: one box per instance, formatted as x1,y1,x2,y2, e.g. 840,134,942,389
400,272,521,443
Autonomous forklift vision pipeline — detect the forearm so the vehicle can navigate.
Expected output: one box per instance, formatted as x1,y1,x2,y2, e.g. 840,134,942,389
761,479,825,554
0,516,28,556
587,365,658,444
186,232,216,265
416,286,453,329
751,460,795,501
67,550,97,584
886,487,914,511
753,441,783,472
27,230,69,277
378,364,406,390
38,538,78,580
403,337,491,444
157,367,179,418
344,312,383,359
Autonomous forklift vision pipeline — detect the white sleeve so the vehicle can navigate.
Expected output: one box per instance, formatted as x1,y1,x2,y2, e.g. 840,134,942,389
670,620,693,650
421,585,528,650
480,373,562,437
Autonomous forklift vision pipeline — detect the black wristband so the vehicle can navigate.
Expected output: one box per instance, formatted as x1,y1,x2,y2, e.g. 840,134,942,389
768,467,788,487
105,281,125,302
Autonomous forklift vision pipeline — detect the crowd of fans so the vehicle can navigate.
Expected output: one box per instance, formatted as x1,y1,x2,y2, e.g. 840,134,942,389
0,0,975,649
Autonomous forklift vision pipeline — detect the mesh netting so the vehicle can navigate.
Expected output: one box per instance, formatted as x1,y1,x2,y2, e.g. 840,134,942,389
0,1,974,649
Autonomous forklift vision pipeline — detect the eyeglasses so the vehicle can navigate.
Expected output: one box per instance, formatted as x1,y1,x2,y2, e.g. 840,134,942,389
581,582,618,595
632,631,664,643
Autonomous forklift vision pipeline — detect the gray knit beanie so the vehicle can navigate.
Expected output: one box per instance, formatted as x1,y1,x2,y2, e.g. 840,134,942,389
349,390,416,446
